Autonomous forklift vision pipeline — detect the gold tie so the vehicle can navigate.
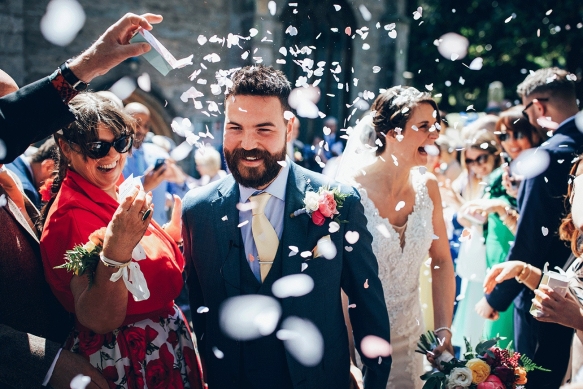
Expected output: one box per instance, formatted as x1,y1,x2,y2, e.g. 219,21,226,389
250,192,279,282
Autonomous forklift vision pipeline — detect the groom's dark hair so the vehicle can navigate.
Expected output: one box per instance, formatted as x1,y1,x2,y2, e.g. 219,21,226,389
226,65,292,116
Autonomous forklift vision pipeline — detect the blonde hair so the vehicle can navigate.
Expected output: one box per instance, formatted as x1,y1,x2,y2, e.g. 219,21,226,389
195,145,222,174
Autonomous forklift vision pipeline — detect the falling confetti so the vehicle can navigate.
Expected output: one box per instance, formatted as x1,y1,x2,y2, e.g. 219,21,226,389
437,32,469,61
329,221,340,233
364,279,369,288
361,335,392,358
268,0,276,15
272,274,314,298
212,347,224,359
197,35,207,45
469,57,483,70
334,4,341,11
542,227,549,236
301,263,308,272
197,306,210,314
220,295,281,340
278,317,324,366
345,231,360,244
395,201,405,211
412,7,423,20
40,0,86,46
358,5,372,21
69,375,91,389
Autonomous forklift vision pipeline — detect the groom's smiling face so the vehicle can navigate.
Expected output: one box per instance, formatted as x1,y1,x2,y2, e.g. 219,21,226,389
223,95,293,189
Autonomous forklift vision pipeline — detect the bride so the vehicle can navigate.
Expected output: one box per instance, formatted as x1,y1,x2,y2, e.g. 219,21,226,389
338,86,455,388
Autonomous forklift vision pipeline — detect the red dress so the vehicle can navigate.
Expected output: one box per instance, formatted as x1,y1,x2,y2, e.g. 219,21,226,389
40,170,205,389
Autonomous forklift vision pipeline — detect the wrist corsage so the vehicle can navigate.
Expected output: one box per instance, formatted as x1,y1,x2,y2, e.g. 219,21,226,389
54,227,106,286
54,227,150,301
291,186,349,226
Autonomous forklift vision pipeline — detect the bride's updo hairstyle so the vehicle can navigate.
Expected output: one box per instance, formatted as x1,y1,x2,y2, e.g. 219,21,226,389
370,86,440,156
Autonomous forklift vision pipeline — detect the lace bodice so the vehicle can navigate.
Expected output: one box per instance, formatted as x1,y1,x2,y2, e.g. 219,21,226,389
359,171,434,318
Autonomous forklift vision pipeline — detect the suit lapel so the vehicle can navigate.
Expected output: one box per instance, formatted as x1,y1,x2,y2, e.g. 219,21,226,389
212,176,242,298
281,164,312,278
1,187,40,242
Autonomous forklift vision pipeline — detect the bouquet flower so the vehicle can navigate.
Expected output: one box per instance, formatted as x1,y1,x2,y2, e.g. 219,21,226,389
54,227,106,286
291,186,348,226
416,331,549,389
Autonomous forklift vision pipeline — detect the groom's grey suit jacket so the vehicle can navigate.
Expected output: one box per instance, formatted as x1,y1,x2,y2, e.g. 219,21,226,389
182,162,391,389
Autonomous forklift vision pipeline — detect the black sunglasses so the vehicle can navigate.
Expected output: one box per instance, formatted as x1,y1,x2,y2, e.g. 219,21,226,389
498,131,526,142
465,154,490,167
71,135,133,159
522,98,549,120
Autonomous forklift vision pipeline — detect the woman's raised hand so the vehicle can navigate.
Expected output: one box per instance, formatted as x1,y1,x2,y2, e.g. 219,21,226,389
102,186,153,262
483,261,525,294
163,195,182,243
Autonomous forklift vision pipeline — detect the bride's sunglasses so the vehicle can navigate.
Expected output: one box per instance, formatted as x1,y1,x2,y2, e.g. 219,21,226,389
71,135,133,159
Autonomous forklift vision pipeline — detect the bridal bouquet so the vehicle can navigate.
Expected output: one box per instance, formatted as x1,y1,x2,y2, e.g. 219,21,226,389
416,332,549,389
54,227,106,286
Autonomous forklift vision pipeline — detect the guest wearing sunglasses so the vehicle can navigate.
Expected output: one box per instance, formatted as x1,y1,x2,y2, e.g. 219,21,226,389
450,128,504,350
493,106,545,198
39,93,204,389
480,68,583,389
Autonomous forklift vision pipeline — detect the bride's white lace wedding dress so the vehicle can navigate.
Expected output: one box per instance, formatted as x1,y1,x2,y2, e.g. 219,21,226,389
358,169,434,389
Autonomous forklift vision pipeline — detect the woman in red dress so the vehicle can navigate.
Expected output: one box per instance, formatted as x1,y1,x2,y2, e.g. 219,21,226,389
40,93,204,389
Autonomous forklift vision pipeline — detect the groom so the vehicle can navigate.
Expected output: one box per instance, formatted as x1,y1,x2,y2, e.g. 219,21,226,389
182,65,391,389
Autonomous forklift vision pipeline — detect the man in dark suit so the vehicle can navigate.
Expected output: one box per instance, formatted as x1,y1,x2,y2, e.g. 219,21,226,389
0,12,164,388
183,65,391,389
482,68,583,388
6,138,56,208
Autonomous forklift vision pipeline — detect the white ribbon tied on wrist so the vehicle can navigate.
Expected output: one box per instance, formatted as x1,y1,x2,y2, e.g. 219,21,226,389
109,243,150,301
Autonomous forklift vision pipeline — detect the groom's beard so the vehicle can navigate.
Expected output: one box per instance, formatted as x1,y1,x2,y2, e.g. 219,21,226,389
225,143,286,188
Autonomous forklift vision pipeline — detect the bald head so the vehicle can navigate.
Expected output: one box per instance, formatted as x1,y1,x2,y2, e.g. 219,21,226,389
125,102,151,149
125,102,150,117
0,70,19,98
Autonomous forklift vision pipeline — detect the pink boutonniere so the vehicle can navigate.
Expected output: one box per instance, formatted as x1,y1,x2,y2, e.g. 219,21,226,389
291,186,348,226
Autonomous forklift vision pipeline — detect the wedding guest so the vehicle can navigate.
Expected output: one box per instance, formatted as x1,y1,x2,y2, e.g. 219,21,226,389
6,138,57,208
494,106,545,198
482,67,583,389
0,12,163,164
40,93,204,388
0,71,107,389
122,102,189,224
287,118,306,166
193,144,226,186
483,155,583,383
451,129,502,350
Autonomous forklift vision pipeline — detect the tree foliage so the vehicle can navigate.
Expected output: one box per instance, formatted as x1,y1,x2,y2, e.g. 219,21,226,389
407,0,583,113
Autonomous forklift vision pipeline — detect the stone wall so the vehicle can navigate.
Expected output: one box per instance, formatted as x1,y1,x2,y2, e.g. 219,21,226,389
0,0,410,145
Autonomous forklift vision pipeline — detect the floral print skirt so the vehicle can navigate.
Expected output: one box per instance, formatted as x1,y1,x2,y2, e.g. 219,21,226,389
66,305,205,389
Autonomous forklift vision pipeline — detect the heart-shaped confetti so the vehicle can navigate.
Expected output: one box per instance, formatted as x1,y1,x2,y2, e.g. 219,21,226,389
329,221,340,233
345,231,360,244
345,246,353,252
301,263,308,272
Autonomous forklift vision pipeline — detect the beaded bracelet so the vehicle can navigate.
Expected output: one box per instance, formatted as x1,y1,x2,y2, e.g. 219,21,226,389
434,326,452,335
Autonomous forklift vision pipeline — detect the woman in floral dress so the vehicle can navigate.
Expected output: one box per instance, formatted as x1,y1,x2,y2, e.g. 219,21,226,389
40,93,204,388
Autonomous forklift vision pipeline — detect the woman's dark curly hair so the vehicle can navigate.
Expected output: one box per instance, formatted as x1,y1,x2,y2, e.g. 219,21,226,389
370,86,440,156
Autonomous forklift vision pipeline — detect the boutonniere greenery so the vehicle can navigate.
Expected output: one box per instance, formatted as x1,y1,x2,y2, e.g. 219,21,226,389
291,186,349,226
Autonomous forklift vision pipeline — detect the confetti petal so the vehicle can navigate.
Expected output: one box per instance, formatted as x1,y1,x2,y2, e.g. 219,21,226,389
197,306,210,314
272,274,314,298
329,221,340,233
345,231,360,244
